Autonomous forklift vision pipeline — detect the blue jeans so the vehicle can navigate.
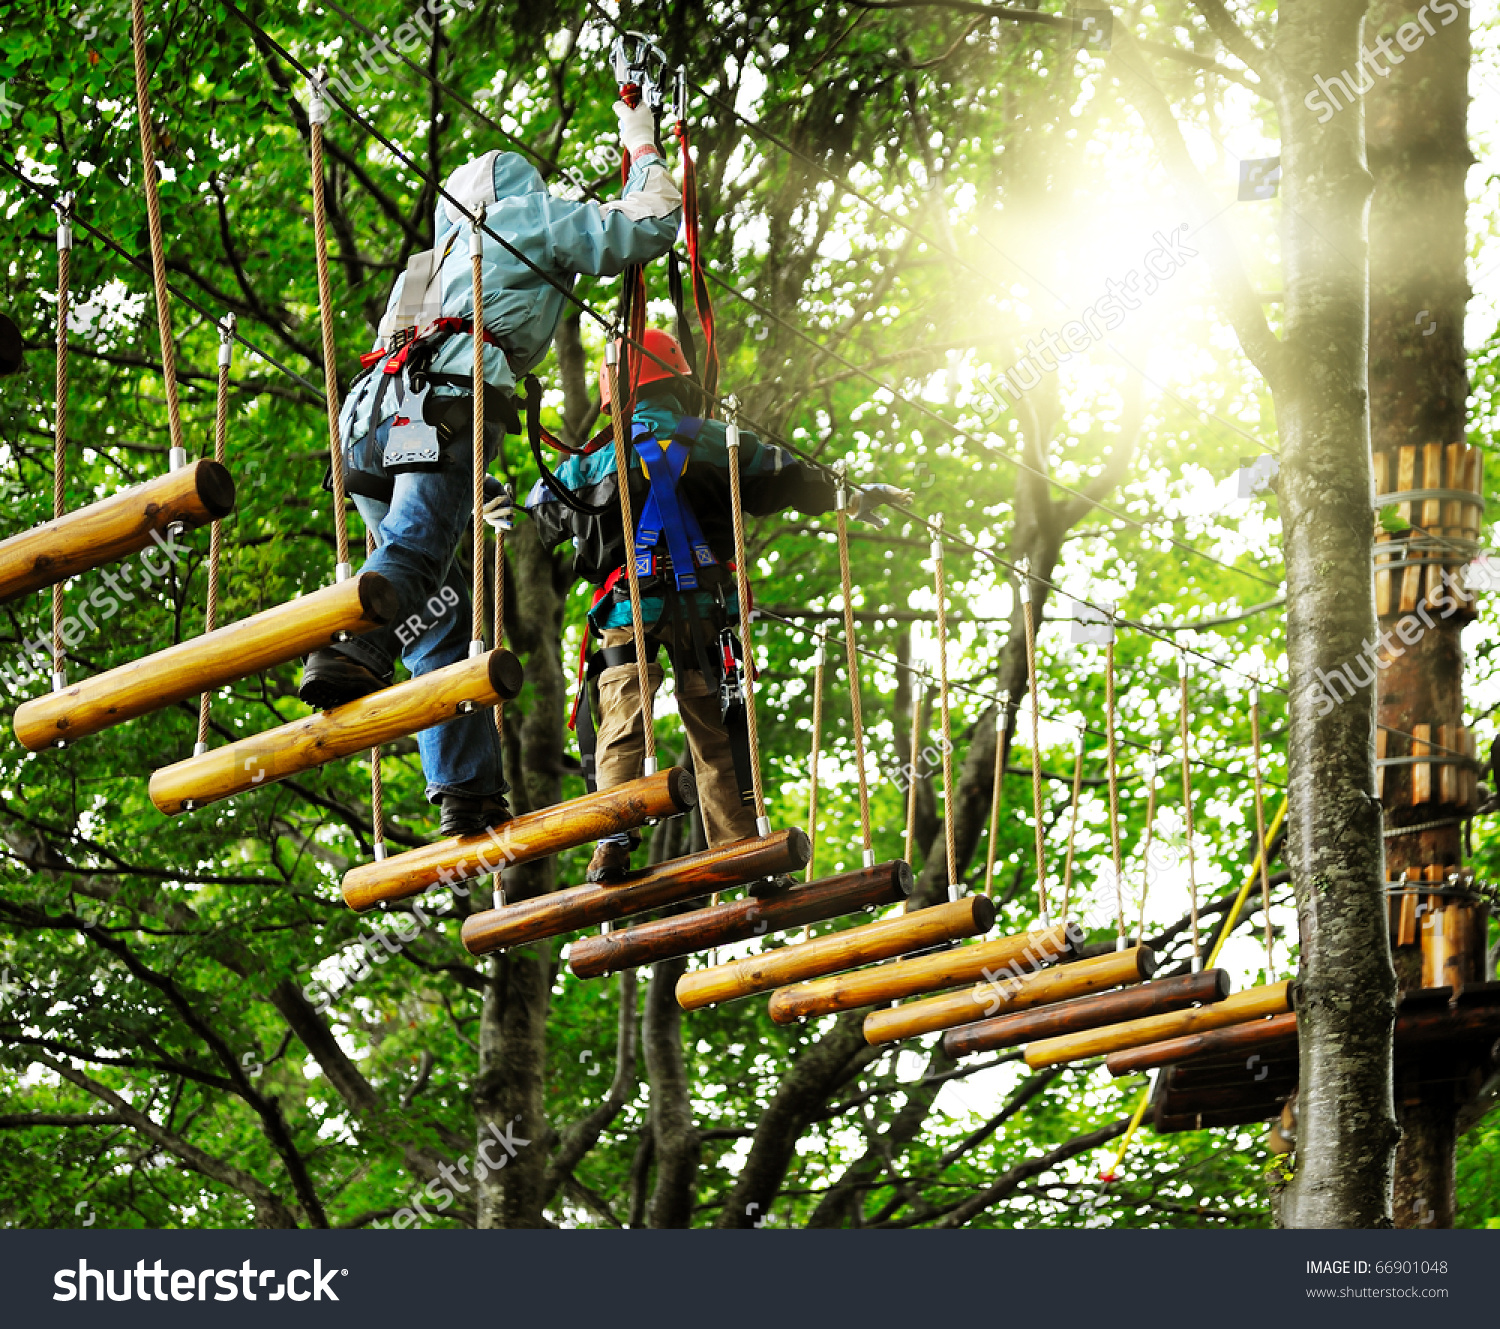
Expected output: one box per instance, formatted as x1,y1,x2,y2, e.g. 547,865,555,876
336,421,506,805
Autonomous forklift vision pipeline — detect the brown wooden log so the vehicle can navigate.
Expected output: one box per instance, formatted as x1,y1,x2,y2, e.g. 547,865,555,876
1024,980,1293,1068
462,827,809,955
765,921,1074,1026
14,571,398,750
676,894,996,1012
1105,1009,1297,1075
855,945,1156,1043
567,859,910,979
345,767,699,912
0,459,234,606
150,647,524,815
940,967,1230,1058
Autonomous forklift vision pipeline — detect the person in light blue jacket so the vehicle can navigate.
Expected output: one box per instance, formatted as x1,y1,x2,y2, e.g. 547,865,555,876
301,99,679,839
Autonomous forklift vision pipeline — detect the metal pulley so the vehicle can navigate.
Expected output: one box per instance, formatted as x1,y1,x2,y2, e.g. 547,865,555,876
609,31,684,118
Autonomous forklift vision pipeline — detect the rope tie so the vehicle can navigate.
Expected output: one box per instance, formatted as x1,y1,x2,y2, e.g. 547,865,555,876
725,399,768,834
51,194,72,694
835,463,874,868
982,687,1009,898
129,0,187,471
1178,651,1201,970
307,73,351,579
195,314,235,755
1018,571,1047,925
931,516,958,900
1060,725,1085,922
604,339,656,775
1250,678,1273,977
470,207,488,656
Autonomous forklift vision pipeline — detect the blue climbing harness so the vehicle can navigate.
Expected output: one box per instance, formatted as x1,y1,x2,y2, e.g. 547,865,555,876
631,418,717,590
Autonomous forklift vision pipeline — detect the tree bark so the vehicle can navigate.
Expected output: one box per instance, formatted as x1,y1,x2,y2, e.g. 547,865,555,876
1365,0,1473,1229
1273,0,1399,1227
643,956,701,1227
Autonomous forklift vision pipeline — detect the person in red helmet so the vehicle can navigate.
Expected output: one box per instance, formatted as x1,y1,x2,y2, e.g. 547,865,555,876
522,329,911,884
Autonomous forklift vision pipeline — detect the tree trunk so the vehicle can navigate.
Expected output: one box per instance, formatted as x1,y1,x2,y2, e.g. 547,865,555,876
1365,0,1473,1229
475,519,568,1228
1273,0,1399,1227
643,955,701,1227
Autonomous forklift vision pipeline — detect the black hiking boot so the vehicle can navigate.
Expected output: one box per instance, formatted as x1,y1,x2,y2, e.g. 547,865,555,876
438,793,512,839
298,648,391,710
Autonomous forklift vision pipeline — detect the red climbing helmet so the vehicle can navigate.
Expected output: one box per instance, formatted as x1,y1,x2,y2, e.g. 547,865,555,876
598,327,694,413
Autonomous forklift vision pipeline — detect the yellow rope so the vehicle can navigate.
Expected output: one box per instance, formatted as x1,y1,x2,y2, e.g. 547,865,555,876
470,209,487,651
1102,1078,1155,1183
307,76,351,576
931,516,957,898
1060,728,1084,922
1206,796,1288,968
1250,680,1274,978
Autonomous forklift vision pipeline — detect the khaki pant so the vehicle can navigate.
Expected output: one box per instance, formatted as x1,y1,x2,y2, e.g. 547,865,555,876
594,624,757,848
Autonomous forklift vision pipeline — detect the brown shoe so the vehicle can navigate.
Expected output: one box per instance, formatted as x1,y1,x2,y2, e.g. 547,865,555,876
587,841,632,884
748,874,797,899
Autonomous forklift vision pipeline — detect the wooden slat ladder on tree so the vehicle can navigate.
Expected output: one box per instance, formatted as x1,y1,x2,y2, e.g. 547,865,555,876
567,859,911,979
676,895,1001,1012
149,646,524,814
1023,979,1294,1069
460,828,812,955
857,945,1158,1044
13,571,397,750
0,460,234,608
1372,441,1483,621
943,968,1232,1058
343,767,700,911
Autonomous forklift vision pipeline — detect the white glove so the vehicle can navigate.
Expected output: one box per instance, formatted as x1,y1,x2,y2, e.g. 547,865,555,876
482,486,516,532
849,483,915,528
614,99,658,157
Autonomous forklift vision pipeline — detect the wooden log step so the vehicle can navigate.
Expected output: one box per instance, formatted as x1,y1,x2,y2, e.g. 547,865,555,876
150,647,524,815
1105,1009,1297,1075
676,894,996,1012
766,921,1074,1026
461,828,810,955
345,767,699,912
567,859,909,979
0,459,234,607
861,945,1159,1046
944,968,1230,1058
1024,980,1293,1069
14,572,397,750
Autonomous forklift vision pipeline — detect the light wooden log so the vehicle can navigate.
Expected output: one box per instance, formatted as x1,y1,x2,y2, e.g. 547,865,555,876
1373,452,1391,617
676,895,997,1012
15,571,397,750
150,647,524,815
0,459,234,606
1024,980,1293,1068
858,945,1157,1044
344,767,699,912
461,828,813,956
567,859,909,979
1105,1009,1297,1075
945,968,1231,1059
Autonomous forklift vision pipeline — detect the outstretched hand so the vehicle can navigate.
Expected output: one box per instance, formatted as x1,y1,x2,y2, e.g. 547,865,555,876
850,483,916,529
614,99,657,157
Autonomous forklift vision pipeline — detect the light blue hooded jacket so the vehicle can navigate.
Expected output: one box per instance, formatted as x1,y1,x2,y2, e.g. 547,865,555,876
339,148,681,459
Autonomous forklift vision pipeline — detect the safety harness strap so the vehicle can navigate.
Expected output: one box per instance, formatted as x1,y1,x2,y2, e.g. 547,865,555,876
632,420,716,591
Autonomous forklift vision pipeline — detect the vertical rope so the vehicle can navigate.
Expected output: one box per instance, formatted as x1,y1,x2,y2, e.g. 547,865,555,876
369,534,387,864
903,664,925,868
194,315,235,754
807,626,828,882
1250,678,1273,977
604,339,656,774
931,516,958,900
470,208,487,654
1178,651,1201,970
307,76,351,578
51,196,72,693
1136,745,1160,942
835,465,873,867
128,0,186,469
1018,573,1047,924
493,529,506,733
1060,726,1085,921
982,688,1009,897
1104,623,1125,949
725,400,767,831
